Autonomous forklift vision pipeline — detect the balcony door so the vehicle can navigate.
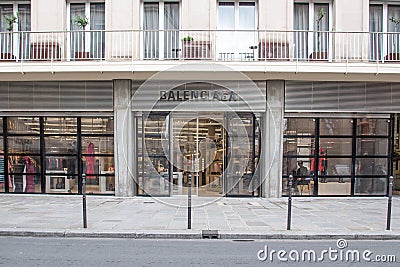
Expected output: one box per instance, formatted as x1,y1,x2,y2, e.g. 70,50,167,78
143,1,180,59
294,2,330,60
217,1,257,61
69,2,105,60
370,4,400,61
0,3,30,60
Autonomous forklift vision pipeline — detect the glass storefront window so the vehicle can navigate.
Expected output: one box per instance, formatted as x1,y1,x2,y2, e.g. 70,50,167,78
81,136,114,155
321,157,352,176
356,157,387,176
7,136,40,154
356,138,388,156
319,138,352,156
283,137,315,157
357,118,389,136
45,136,77,154
355,178,387,195
81,117,114,134
45,156,77,174
284,118,315,135
320,118,353,136
0,116,114,195
283,116,390,197
137,114,169,196
82,156,115,194
319,178,351,195
44,117,77,134
7,117,40,134
9,155,41,193
282,157,313,176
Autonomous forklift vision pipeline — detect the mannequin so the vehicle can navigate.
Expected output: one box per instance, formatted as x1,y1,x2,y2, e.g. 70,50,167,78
85,142,96,179
24,156,35,193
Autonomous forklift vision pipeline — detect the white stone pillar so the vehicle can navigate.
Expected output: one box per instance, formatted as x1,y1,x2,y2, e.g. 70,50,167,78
262,80,285,198
113,79,135,197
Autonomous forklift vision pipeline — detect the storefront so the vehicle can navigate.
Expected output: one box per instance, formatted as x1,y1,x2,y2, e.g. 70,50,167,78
0,81,115,195
130,80,267,197
1,78,398,198
283,81,394,197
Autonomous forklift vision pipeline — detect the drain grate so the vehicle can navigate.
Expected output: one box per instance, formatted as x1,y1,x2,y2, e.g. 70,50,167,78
202,230,219,239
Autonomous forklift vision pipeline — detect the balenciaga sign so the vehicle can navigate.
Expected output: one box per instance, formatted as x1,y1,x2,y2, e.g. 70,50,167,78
159,89,239,101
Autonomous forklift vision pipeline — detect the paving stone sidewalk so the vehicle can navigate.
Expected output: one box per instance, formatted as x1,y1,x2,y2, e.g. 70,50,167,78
0,194,399,239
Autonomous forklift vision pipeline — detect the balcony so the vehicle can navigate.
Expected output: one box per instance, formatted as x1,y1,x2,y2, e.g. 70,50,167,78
1,29,400,77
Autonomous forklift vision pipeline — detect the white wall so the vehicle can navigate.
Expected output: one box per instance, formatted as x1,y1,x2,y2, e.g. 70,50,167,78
182,0,211,29
32,0,65,31
107,0,138,30
334,0,365,32
260,0,289,30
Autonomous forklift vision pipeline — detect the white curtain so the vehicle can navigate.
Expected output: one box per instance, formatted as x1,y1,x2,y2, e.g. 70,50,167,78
314,4,329,53
143,3,159,59
369,5,382,60
164,2,179,59
18,4,31,60
90,3,105,59
294,3,309,59
388,5,400,54
217,2,235,60
70,3,85,58
0,4,13,54
238,2,256,60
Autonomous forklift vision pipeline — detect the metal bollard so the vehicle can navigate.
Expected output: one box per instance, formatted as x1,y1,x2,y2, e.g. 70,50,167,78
188,173,192,229
287,175,293,230
82,173,87,229
386,176,393,230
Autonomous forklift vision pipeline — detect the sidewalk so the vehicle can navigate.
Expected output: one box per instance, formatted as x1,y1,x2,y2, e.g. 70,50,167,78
0,194,399,239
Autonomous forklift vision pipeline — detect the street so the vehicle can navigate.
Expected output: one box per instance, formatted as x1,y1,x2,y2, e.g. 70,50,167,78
0,237,398,266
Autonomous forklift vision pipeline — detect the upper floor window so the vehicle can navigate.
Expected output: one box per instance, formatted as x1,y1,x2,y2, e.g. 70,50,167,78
370,2,400,60
0,2,30,60
0,2,30,32
217,1,257,61
68,1,105,59
143,0,180,59
294,1,331,60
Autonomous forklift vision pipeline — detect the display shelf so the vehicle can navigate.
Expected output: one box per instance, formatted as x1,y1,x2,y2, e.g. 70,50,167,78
46,170,69,193
100,171,115,193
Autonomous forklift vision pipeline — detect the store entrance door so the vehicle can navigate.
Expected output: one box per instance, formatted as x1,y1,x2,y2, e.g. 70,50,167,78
171,113,225,196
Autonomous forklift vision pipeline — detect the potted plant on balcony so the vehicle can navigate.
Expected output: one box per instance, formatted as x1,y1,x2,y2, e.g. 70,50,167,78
310,8,328,60
386,16,400,61
182,35,195,59
182,35,194,43
73,16,90,59
2,12,18,60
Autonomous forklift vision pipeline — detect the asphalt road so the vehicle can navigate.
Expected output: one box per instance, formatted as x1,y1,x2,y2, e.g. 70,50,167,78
0,237,398,267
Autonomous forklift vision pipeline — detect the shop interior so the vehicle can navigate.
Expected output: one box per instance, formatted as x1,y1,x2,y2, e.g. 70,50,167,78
137,112,260,197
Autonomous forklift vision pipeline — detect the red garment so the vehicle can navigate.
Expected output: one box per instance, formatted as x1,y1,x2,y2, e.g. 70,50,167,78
25,156,35,193
310,149,326,173
85,142,96,179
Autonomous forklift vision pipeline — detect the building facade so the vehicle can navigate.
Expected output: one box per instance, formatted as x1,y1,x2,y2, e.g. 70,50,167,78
0,0,399,198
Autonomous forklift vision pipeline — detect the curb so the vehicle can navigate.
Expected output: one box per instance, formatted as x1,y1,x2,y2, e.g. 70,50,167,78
1,229,400,240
